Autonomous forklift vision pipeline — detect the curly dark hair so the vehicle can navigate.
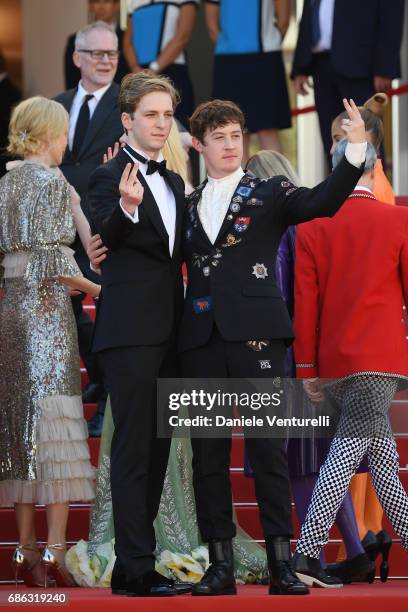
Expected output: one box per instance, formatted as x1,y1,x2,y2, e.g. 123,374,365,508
189,99,245,143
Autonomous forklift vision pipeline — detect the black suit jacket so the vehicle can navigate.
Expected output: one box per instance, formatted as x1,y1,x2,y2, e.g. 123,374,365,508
64,26,130,90
292,0,405,79
179,156,363,353
0,77,21,178
88,147,186,351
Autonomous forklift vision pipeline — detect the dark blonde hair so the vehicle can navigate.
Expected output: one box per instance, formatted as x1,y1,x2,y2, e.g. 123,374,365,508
189,99,245,143
333,93,388,153
119,71,180,115
8,96,68,157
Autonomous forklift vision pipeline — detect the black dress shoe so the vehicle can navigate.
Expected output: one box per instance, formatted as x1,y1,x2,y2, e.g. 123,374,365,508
87,411,104,437
292,553,343,588
126,570,177,597
192,540,237,596
173,581,193,594
266,537,309,595
326,553,375,584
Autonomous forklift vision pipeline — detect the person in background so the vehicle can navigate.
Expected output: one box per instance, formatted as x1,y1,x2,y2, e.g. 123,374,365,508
292,139,408,587
0,97,94,588
331,93,395,205
0,50,21,178
64,0,129,89
330,92,395,580
204,0,292,162
56,21,124,437
291,0,405,161
123,0,199,128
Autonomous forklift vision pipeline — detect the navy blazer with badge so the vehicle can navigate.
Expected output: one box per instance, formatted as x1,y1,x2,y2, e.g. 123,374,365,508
88,146,185,352
292,0,405,80
179,156,364,354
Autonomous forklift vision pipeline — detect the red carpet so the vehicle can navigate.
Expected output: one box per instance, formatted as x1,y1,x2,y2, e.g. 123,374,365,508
1,583,407,611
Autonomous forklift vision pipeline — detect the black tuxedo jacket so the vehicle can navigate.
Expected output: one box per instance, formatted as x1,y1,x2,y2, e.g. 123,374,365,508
179,156,363,353
64,26,130,90
88,147,185,351
292,0,404,79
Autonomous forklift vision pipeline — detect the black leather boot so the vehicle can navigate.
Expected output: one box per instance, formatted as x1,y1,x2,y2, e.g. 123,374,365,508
292,552,343,588
192,540,237,596
266,536,309,595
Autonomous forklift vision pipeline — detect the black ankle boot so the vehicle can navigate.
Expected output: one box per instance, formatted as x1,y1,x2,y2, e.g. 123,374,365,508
192,540,237,596
292,552,343,588
266,537,309,595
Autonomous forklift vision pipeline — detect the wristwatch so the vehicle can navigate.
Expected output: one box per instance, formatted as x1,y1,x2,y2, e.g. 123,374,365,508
149,61,160,73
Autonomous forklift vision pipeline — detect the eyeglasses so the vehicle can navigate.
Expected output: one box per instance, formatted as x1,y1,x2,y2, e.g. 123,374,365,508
78,49,120,60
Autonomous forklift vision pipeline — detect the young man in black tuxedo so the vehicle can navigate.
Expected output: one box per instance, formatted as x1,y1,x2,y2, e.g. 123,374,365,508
178,98,367,596
88,72,186,597
88,97,367,596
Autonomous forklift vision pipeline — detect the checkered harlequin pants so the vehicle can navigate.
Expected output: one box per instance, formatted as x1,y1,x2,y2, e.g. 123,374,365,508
296,376,408,559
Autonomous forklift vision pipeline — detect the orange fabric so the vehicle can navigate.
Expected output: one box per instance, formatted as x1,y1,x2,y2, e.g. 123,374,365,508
373,159,395,205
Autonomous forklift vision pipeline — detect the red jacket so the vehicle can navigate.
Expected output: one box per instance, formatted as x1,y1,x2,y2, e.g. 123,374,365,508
294,189,408,380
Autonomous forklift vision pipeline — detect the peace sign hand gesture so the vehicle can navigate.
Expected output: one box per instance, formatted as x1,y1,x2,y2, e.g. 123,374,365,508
119,162,144,215
341,98,366,144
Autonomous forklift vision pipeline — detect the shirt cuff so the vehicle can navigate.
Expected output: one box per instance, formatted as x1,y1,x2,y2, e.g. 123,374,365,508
345,142,367,168
120,199,139,223
295,362,318,379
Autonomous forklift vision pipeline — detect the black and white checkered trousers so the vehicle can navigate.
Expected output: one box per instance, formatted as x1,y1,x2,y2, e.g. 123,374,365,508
296,375,408,559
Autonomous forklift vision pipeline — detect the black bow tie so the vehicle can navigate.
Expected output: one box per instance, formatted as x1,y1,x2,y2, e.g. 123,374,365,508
146,158,167,176
123,146,167,176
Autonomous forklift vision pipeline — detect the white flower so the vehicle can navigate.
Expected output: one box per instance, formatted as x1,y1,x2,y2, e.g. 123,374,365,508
66,540,96,587
157,550,205,583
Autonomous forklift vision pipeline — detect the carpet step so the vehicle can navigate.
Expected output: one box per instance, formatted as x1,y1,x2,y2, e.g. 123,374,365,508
85,436,408,468
0,502,404,544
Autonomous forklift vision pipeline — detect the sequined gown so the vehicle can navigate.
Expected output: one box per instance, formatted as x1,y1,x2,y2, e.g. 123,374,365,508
0,162,94,506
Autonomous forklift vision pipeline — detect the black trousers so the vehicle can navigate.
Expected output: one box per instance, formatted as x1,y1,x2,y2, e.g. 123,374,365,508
312,52,375,162
180,328,293,542
100,338,179,580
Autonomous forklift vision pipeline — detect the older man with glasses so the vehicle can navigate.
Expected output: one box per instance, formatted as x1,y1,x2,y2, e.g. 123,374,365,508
55,21,124,437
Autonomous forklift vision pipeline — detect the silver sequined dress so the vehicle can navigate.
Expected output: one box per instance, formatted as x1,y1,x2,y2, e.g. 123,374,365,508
0,162,94,506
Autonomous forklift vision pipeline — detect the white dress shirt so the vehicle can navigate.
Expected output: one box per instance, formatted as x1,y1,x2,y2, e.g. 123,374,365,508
197,143,367,244
68,81,112,150
120,145,177,256
313,0,335,53
198,167,245,244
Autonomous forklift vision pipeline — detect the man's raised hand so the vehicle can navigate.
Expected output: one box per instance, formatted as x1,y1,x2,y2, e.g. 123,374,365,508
119,162,144,216
341,98,366,144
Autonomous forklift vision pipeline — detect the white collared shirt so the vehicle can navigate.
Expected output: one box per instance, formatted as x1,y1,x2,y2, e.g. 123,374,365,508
198,167,245,244
313,0,335,53
120,145,177,256
68,81,112,150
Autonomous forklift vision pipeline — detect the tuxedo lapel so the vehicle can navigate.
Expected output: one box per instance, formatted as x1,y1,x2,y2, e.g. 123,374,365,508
214,173,260,245
78,83,119,159
58,88,77,113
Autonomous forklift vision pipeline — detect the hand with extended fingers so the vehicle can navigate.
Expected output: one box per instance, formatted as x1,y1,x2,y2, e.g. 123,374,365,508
119,162,144,216
340,98,366,144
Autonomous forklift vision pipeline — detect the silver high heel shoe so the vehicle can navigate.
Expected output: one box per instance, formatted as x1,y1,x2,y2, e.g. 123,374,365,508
12,544,54,588
42,544,76,587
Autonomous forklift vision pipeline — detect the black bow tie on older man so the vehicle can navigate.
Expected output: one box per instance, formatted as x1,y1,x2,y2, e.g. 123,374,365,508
124,146,168,176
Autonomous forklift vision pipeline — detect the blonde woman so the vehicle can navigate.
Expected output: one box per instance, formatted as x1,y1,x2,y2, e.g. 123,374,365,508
0,97,94,587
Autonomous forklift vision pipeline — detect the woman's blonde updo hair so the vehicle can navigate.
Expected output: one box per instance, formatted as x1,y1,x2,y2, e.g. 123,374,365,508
8,96,69,157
